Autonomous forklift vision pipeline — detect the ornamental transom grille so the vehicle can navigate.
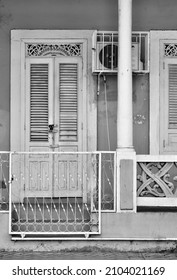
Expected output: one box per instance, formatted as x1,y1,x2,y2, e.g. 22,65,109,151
164,44,177,57
26,43,82,57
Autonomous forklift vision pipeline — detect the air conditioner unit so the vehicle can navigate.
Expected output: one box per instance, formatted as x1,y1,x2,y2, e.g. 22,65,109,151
92,31,148,73
96,42,118,71
96,42,140,72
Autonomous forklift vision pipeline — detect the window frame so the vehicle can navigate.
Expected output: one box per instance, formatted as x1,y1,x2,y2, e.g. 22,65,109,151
150,30,177,154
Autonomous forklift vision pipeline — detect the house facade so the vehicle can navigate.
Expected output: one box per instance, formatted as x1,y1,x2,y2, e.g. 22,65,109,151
1,0,177,250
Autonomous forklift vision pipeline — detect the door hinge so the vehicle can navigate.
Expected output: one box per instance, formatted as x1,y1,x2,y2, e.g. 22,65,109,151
81,123,83,130
163,62,165,70
163,139,165,147
11,175,14,183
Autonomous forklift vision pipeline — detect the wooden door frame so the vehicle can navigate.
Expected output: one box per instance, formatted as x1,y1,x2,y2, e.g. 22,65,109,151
11,29,97,153
150,30,177,154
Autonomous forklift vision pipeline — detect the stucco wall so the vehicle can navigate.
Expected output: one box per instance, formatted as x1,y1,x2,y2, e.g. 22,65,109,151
133,0,177,31
0,0,177,153
1,213,177,251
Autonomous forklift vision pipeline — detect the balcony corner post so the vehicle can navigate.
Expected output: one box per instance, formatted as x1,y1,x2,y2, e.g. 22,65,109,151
116,149,137,212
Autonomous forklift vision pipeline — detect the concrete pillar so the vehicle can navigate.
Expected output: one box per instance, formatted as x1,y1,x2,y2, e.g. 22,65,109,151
117,0,133,150
117,0,136,212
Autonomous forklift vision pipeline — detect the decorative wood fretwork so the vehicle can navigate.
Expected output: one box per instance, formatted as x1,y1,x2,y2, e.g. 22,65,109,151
164,44,177,57
26,43,82,57
137,162,177,197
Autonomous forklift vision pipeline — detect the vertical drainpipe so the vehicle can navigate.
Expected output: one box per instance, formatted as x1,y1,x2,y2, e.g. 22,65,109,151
117,0,136,212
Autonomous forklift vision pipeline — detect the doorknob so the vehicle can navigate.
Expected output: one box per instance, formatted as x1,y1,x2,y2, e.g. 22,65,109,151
49,124,54,132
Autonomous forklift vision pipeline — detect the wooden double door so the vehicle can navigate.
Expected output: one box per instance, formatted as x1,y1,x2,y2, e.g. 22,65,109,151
24,56,86,198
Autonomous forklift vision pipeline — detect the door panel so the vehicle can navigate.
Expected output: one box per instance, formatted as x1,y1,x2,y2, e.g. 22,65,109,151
25,59,53,197
54,154,82,197
54,57,83,197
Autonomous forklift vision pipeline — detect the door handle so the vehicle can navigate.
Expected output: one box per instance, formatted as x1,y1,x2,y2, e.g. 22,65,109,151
48,124,58,133
49,124,54,132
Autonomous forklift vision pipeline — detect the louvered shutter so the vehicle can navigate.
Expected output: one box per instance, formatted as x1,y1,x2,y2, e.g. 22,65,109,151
30,63,49,142
59,63,78,141
25,58,54,151
161,59,177,153
168,64,177,128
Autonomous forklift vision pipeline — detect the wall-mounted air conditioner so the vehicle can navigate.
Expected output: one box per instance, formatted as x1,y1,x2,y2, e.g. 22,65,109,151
92,31,149,74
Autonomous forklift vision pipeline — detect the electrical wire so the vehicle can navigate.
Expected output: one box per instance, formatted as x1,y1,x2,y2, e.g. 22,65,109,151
102,75,114,177
103,75,111,152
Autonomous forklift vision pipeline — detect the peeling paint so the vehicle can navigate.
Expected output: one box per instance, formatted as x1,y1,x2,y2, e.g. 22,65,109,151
133,114,146,125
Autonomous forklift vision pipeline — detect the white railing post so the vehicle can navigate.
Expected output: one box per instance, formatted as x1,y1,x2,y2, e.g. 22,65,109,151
98,152,102,234
117,0,136,212
9,152,12,234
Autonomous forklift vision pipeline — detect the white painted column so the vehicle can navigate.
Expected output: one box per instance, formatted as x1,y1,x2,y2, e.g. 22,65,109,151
117,0,133,151
117,0,136,212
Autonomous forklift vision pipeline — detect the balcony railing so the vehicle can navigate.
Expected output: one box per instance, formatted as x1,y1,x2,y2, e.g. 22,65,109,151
2,151,177,238
101,153,116,211
0,152,9,211
6,151,116,237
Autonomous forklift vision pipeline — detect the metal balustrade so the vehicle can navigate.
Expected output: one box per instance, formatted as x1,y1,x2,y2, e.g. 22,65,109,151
0,153,9,211
8,151,116,237
3,150,177,237
101,153,116,211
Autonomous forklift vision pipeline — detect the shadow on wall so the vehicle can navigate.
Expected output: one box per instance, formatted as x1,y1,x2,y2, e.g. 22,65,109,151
0,110,9,151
